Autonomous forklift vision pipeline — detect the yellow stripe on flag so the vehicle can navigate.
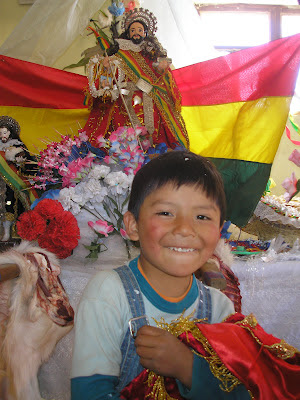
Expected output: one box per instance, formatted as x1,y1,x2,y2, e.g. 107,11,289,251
0,106,89,153
183,96,292,164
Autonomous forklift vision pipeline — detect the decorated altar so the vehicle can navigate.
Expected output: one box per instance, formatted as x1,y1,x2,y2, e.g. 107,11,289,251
0,2,300,398
243,195,300,244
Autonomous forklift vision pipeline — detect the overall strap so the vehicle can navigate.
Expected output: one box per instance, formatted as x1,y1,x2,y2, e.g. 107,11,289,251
195,279,212,323
115,263,147,391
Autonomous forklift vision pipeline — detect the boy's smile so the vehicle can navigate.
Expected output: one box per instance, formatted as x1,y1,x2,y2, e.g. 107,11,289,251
124,183,222,297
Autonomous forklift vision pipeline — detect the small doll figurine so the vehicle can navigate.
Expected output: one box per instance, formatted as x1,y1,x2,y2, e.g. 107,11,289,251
0,116,29,166
0,116,34,241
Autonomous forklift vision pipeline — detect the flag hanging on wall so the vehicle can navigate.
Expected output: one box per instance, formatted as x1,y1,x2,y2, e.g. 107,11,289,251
0,55,89,154
173,33,300,226
1,34,300,225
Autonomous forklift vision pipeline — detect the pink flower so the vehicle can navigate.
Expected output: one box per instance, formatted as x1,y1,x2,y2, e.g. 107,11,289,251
282,172,298,201
288,149,300,167
88,220,114,237
123,167,133,175
79,130,89,142
120,228,130,239
141,138,151,151
96,136,108,148
109,133,119,142
125,1,136,12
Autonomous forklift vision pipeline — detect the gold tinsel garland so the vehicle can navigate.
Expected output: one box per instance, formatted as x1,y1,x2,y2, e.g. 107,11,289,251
144,313,242,400
143,313,299,399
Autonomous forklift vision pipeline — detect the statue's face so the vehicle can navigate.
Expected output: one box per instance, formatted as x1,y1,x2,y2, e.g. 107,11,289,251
0,127,11,143
129,22,146,44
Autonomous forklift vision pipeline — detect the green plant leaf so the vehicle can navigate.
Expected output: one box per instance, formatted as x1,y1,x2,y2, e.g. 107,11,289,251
103,202,112,218
63,57,89,71
107,196,118,208
84,244,100,251
114,208,123,219
117,217,123,230
122,194,130,208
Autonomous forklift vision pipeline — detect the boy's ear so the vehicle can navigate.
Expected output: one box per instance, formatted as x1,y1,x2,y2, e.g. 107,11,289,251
123,211,139,241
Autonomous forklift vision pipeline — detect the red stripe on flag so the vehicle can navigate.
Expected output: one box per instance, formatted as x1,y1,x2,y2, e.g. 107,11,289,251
173,34,300,106
0,55,88,109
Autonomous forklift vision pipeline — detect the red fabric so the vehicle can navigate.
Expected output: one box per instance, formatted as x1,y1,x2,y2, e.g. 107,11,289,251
121,371,183,400
120,313,300,400
85,95,179,148
1,34,299,110
173,33,300,106
0,55,87,109
198,314,300,400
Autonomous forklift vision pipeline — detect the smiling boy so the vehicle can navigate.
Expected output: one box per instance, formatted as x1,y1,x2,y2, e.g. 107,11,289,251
71,151,250,399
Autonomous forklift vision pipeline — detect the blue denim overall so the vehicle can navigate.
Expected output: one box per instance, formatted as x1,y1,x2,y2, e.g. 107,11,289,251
115,262,212,392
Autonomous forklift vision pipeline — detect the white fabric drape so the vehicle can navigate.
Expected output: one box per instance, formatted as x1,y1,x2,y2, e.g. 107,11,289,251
0,0,219,68
0,0,106,66
142,0,220,68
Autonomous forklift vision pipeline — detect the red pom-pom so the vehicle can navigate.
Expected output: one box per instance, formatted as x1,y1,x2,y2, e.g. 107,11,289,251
16,211,47,241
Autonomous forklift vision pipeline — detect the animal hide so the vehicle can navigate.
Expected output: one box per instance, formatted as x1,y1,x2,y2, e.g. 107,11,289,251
0,241,74,400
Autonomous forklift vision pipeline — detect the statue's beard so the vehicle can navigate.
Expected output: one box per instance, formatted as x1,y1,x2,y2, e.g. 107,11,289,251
130,36,144,45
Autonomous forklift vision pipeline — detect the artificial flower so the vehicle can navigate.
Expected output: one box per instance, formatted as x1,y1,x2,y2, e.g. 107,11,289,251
88,220,114,237
16,211,46,241
97,9,113,29
87,164,110,179
34,199,64,219
120,228,130,240
32,126,161,260
17,199,80,259
108,1,125,17
288,149,300,167
124,0,135,12
37,212,80,259
104,171,133,195
96,136,109,148
78,130,89,142
282,172,299,202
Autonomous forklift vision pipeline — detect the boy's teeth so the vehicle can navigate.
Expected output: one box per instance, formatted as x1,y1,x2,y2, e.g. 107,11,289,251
168,247,195,252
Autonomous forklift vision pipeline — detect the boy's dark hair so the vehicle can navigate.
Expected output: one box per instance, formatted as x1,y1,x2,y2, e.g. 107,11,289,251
128,150,226,225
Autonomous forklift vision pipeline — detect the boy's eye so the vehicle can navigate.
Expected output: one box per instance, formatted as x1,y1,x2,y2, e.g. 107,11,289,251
197,215,210,220
157,211,172,216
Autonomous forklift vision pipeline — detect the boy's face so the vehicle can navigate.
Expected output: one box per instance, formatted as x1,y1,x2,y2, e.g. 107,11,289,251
124,183,222,283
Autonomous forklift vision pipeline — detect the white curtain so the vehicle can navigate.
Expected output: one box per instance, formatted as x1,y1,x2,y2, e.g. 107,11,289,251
143,0,220,68
0,0,106,66
0,0,219,68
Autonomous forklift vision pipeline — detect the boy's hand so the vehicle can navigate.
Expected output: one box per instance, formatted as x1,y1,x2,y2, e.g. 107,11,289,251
135,325,193,388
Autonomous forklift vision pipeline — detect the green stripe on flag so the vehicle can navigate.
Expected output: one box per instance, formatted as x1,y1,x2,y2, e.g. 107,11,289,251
209,158,271,227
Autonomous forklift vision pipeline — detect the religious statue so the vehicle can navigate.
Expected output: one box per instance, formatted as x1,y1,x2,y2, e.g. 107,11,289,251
84,7,189,149
0,116,37,241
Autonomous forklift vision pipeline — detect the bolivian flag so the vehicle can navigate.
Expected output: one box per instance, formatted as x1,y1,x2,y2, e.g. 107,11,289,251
173,33,300,226
0,55,89,154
